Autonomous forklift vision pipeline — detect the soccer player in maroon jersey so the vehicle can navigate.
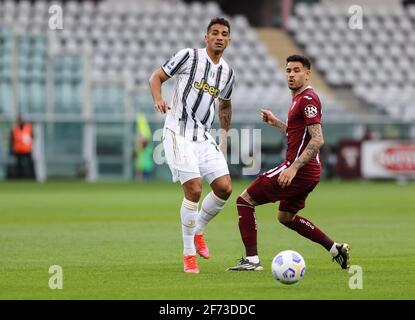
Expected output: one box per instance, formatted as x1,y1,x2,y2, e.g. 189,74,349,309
227,55,350,271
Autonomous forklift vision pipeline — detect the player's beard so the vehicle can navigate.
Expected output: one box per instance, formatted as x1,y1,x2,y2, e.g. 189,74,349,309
213,44,225,54
288,82,302,92
213,48,224,55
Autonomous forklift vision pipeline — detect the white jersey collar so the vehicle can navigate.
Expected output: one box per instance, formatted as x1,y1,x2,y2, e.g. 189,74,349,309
299,85,312,95
203,48,223,66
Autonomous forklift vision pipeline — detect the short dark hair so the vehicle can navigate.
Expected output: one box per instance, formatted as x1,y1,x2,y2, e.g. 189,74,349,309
207,17,231,34
286,55,311,70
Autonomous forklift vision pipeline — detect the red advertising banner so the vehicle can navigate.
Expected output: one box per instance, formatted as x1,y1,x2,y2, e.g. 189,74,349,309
361,141,415,178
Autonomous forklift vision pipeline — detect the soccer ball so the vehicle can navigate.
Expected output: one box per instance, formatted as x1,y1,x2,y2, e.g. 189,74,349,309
271,250,306,285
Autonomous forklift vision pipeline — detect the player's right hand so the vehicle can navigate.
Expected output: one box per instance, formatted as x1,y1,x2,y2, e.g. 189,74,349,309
260,109,277,126
154,99,169,114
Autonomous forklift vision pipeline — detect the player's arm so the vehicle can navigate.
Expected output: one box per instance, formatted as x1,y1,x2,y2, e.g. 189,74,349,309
148,68,170,114
278,123,324,188
218,98,232,155
261,109,287,134
293,123,324,170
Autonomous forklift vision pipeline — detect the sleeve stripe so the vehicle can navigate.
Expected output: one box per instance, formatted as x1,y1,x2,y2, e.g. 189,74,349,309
224,88,233,100
220,70,234,100
168,51,190,76
179,49,198,137
224,68,234,88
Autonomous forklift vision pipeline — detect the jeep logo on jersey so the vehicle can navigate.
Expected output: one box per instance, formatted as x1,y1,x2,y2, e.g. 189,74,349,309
193,79,220,98
304,105,318,118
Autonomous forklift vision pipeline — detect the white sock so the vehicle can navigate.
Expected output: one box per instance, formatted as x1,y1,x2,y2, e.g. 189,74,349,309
330,242,340,257
181,198,199,256
195,191,227,235
246,256,260,264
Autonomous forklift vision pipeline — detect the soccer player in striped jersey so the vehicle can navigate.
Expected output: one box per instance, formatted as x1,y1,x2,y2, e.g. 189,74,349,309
149,17,235,273
227,55,350,271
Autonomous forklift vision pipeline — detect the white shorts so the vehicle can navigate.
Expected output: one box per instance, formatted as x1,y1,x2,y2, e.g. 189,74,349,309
163,128,229,185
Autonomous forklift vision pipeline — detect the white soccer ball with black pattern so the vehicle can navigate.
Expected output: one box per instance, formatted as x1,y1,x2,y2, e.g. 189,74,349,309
271,250,306,285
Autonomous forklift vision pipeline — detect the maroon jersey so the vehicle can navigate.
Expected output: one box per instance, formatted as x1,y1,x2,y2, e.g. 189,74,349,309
284,86,322,181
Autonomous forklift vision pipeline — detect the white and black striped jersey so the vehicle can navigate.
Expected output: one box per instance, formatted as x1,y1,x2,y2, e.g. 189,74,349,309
161,48,235,141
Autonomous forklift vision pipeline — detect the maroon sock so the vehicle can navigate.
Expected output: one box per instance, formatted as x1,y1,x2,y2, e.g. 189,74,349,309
283,215,334,251
236,196,258,256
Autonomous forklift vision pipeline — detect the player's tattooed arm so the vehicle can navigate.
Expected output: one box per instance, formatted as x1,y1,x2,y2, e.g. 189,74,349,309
293,123,324,170
273,118,287,134
218,99,232,155
278,123,324,188
219,99,232,132
260,109,286,134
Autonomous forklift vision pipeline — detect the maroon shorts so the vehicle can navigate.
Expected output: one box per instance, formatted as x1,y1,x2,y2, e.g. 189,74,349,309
246,163,319,214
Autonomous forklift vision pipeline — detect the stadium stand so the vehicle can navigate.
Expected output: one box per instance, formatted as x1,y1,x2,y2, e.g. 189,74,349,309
1,0,412,181
0,0,348,123
287,1,415,120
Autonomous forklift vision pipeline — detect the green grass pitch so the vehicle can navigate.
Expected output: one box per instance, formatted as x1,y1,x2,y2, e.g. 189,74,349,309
0,180,414,299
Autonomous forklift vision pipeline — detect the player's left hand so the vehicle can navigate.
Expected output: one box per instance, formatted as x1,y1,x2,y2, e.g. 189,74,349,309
278,166,297,188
